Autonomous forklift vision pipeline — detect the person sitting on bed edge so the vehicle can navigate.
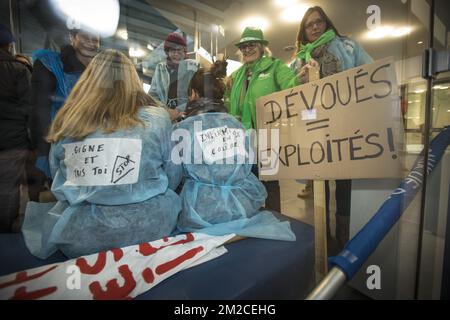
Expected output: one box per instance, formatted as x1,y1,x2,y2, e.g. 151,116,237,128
168,60,296,241
21,49,181,259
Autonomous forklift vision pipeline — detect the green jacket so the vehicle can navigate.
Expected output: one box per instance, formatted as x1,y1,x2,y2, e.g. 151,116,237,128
225,56,298,129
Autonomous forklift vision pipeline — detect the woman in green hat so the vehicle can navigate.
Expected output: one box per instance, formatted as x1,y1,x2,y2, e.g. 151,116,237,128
226,27,298,130
225,27,298,213
290,6,373,254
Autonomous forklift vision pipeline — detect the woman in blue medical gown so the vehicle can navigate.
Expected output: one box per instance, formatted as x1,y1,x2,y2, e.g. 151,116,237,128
170,61,295,241
22,50,181,259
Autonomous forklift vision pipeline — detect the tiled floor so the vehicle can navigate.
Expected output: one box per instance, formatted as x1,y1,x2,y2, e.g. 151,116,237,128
279,179,337,237
279,180,374,300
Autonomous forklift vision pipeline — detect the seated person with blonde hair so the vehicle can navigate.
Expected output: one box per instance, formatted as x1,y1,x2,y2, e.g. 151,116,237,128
22,49,181,259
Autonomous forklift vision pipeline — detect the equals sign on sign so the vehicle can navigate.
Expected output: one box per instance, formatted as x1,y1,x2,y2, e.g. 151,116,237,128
306,118,330,132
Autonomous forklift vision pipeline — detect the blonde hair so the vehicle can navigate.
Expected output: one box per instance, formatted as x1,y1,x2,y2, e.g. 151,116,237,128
236,43,272,63
47,49,156,142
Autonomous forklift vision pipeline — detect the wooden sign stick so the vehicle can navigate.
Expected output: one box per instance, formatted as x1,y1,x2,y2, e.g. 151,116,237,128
307,65,328,283
313,180,328,283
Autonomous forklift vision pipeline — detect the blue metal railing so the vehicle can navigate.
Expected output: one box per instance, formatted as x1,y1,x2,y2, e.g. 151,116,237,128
307,126,450,299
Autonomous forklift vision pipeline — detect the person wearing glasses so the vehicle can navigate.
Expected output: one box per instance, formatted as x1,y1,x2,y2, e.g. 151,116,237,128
150,32,199,117
291,6,373,253
291,6,372,83
225,27,298,213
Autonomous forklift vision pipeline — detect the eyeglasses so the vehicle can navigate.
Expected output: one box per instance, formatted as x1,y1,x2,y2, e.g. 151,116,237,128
238,42,258,52
305,19,325,31
168,47,185,53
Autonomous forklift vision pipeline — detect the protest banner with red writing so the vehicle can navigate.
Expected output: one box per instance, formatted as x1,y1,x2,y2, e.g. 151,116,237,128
0,233,234,300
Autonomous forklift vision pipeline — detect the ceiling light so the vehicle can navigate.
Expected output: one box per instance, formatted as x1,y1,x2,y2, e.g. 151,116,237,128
50,0,120,37
365,25,413,40
218,25,225,37
392,27,412,37
117,29,128,40
274,0,298,7
240,17,269,31
366,26,394,39
281,4,309,23
129,47,147,58
432,85,449,90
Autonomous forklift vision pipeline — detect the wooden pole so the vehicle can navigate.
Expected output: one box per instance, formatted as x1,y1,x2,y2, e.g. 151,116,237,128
307,65,328,283
313,180,328,283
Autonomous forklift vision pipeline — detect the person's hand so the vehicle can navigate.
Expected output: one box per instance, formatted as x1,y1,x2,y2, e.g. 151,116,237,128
27,149,38,165
167,108,185,123
298,58,319,77
15,54,32,67
224,76,233,91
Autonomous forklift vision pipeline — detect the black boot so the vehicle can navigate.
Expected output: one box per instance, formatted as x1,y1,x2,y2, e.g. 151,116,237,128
327,233,340,257
263,180,281,213
335,215,350,251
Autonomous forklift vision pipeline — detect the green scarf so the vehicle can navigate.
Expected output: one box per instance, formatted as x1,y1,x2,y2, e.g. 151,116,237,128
297,29,336,62
229,57,264,130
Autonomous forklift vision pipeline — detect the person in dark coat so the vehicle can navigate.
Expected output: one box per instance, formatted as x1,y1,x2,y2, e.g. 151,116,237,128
29,29,99,198
0,24,32,232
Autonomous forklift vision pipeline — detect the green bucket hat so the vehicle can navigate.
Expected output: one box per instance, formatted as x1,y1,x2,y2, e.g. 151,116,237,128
235,27,269,47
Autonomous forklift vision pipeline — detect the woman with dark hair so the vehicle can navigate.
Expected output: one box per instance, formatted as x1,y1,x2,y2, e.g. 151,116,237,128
291,6,373,253
183,60,228,117
171,61,295,242
292,6,372,82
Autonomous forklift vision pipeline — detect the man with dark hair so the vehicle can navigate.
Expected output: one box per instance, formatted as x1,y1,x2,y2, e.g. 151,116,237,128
0,24,32,232
30,29,99,192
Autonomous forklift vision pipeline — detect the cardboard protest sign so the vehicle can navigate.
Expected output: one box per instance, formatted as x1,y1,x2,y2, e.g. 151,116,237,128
256,58,403,180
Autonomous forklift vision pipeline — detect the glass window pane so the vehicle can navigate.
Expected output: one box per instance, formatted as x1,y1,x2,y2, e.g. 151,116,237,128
3,0,449,300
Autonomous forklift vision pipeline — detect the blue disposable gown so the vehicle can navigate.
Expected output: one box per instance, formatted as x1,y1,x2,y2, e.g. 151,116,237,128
170,112,295,241
149,59,199,112
22,106,182,259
